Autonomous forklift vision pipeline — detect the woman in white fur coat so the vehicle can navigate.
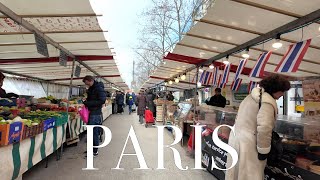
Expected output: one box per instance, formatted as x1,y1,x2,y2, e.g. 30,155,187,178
225,75,290,180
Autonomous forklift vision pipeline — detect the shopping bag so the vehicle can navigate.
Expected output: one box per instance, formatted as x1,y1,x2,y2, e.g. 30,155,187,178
79,106,90,124
132,104,136,111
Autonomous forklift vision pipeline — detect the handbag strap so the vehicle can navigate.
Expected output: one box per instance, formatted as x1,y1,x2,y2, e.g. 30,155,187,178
259,88,262,109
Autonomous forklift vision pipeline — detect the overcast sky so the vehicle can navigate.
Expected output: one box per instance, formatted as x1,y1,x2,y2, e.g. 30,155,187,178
89,0,151,89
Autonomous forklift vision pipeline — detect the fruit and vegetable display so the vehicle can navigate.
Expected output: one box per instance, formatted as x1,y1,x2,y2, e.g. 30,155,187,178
0,95,84,146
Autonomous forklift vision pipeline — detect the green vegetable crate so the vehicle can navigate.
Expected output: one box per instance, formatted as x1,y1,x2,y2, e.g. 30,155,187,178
22,122,44,140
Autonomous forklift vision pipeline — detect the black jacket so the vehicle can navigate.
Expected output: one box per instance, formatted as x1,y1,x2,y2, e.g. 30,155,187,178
206,94,226,108
116,93,124,105
84,81,106,115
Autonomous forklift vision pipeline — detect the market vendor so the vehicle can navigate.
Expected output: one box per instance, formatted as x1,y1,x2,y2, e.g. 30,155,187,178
206,88,226,108
0,72,19,98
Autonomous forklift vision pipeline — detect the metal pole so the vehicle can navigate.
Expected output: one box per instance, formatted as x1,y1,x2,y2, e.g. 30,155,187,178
192,67,199,154
163,84,167,125
59,58,76,159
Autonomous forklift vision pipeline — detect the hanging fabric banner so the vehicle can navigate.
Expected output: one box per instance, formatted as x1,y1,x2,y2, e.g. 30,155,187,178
249,51,272,77
231,78,243,91
235,59,247,80
248,81,258,93
220,63,231,87
275,39,311,73
212,66,219,87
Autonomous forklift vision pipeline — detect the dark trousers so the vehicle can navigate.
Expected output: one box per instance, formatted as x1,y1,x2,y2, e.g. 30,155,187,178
128,104,132,113
88,114,103,153
117,104,123,113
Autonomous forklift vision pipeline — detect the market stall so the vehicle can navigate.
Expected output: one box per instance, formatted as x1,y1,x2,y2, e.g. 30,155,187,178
0,124,67,180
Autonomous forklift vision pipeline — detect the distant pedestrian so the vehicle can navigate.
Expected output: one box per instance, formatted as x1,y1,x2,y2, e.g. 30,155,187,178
116,91,124,114
146,89,156,119
136,91,147,124
127,93,135,115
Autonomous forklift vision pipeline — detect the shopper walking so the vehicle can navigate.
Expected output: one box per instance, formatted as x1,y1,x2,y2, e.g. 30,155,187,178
127,93,135,115
116,91,124,114
225,75,290,180
82,76,107,157
136,91,147,124
146,89,156,119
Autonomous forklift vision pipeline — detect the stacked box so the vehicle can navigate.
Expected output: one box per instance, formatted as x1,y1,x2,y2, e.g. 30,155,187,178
0,122,24,146
156,106,163,122
22,123,44,140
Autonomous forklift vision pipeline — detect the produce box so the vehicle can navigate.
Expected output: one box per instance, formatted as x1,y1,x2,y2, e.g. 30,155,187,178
0,122,24,146
22,123,44,140
54,112,68,127
43,118,55,131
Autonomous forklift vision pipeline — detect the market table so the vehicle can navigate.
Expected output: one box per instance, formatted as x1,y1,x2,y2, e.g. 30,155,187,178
0,124,67,180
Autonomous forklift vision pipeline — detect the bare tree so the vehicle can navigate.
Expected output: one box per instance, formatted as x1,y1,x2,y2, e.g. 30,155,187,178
134,0,215,90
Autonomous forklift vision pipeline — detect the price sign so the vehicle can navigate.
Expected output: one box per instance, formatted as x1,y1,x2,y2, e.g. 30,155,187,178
59,50,68,67
34,33,49,57
75,65,81,77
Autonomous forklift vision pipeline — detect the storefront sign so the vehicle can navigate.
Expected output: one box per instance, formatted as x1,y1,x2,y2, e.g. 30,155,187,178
302,79,320,117
289,97,303,101
34,33,49,57
202,132,228,179
233,93,248,101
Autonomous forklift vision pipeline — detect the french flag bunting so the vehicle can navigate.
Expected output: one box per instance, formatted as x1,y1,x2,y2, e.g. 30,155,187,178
212,67,219,86
248,81,258,93
231,78,242,91
275,39,312,73
221,63,231,85
235,59,247,80
249,51,272,78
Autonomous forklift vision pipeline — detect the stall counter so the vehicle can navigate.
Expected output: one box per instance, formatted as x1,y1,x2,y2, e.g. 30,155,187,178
0,124,67,180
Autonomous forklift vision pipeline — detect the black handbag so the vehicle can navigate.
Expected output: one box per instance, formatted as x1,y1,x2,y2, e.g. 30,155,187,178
258,89,283,166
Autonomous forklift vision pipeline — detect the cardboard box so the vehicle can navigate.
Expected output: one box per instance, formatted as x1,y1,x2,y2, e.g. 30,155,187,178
22,123,44,140
0,122,24,146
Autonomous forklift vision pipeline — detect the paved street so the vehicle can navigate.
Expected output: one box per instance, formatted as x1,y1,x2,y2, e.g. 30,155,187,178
23,109,216,180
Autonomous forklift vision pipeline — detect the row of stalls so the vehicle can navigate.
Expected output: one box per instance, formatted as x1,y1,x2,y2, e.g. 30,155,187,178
141,0,320,179
0,0,128,179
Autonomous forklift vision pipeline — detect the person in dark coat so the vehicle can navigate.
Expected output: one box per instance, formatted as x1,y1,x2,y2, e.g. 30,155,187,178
116,91,125,114
206,88,227,108
135,91,147,124
146,90,156,118
166,91,174,101
83,76,107,157
0,72,19,98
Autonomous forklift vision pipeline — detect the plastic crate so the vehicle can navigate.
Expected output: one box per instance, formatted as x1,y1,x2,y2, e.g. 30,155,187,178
22,123,44,140
43,118,55,131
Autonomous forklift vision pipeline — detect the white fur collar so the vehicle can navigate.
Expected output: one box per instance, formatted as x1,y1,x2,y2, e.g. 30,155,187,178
251,87,278,115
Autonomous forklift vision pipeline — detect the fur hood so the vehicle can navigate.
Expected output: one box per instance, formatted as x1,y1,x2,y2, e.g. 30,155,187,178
251,87,278,115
